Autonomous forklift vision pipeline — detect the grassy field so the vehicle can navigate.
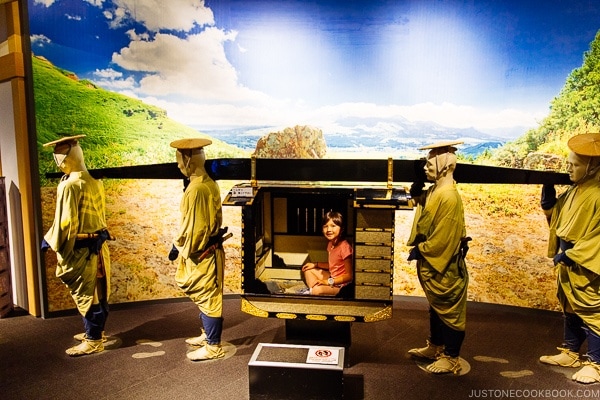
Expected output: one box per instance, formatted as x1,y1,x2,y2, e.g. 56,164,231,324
394,183,560,311
43,179,560,312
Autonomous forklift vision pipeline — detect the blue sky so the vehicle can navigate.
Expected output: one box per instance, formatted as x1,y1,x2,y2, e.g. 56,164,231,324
28,0,600,137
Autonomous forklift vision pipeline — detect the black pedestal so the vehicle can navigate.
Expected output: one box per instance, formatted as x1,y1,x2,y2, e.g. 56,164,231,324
248,343,344,400
285,319,352,348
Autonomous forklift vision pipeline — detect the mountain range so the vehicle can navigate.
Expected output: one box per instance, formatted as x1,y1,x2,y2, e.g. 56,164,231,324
200,117,512,159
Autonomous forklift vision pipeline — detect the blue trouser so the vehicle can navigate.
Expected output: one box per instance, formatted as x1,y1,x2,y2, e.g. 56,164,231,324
563,312,600,364
83,299,109,340
429,307,465,358
201,313,223,345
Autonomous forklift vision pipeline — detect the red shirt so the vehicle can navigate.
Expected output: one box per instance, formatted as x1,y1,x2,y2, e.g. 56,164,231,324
327,239,353,287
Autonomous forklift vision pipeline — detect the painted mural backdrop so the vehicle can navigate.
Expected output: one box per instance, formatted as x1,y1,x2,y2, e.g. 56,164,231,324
29,0,600,312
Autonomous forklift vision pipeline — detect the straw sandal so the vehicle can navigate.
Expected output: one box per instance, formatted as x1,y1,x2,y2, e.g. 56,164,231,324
426,354,462,374
186,344,225,361
73,331,107,342
65,339,104,357
539,347,582,368
408,340,444,360
572,362,600,384
185,330,208,347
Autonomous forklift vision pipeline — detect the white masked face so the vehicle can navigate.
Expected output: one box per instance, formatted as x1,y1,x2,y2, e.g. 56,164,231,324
423,150,457,182
424,155,438,181
567,151,600,184
175,148,205,177
53,143,72,169
424,152,446,181
175,150,188,176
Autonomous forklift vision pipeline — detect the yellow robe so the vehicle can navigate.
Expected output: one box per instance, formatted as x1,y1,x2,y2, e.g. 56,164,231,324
174,173,224,318
407,182,468,331
548,180,600,335
44,171,111,316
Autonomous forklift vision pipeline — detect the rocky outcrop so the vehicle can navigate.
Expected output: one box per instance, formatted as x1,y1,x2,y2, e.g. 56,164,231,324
253,125,327,158
523,152,565,171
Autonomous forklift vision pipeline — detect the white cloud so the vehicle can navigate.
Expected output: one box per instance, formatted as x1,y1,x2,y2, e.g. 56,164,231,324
110,0,214,31
33,0,56,7
34,0,104,8
396,102,545,130
125,29,150,41
140,96,298,128
30,34,52,46
93,68,122,79
108,22,542,133
98,76,137,91
112,27,271,104
65,14,82,21
135,95,544,136
308,102,543,132
101,2,545,135
85,0,106,7
106,7,128,29
92,68,136,91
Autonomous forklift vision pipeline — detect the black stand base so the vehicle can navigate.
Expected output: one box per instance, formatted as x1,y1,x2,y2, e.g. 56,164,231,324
248,343,344,400
285,319,351,347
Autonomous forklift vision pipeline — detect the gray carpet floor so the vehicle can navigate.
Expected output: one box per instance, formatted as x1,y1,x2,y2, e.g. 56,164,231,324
0,295,597,400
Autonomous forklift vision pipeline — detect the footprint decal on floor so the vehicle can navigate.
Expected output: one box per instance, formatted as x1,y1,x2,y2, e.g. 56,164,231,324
473,355,509,364
132,339,165,359
474,355,536,379
500,370,534,378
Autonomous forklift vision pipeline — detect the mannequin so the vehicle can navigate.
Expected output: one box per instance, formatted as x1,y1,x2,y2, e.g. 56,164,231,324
539,133,600,384
42,135,111,356
169,138,227,361
406,141,470,374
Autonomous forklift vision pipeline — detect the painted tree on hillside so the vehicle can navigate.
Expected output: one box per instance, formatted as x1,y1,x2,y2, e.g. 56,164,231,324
491,29,600,168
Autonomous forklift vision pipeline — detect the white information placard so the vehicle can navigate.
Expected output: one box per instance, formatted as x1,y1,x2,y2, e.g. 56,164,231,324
306,347,340,365
231,186,254,197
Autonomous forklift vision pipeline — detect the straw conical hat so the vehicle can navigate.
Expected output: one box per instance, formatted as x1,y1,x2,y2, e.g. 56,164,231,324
567,133,600,156
43,134,86,147
418,140,463,152
169,138,212,150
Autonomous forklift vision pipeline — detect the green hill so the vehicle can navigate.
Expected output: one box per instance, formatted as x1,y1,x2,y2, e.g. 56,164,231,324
33,55,249,184
488,29,600,168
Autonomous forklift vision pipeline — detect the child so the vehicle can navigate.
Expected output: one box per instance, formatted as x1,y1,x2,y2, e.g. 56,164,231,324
301,211,353,296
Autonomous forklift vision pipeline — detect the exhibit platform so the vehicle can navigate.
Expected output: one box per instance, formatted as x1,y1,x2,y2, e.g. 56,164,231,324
0,295,595,400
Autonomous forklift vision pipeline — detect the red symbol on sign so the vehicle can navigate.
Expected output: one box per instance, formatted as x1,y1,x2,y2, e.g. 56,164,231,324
315,349,332,357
